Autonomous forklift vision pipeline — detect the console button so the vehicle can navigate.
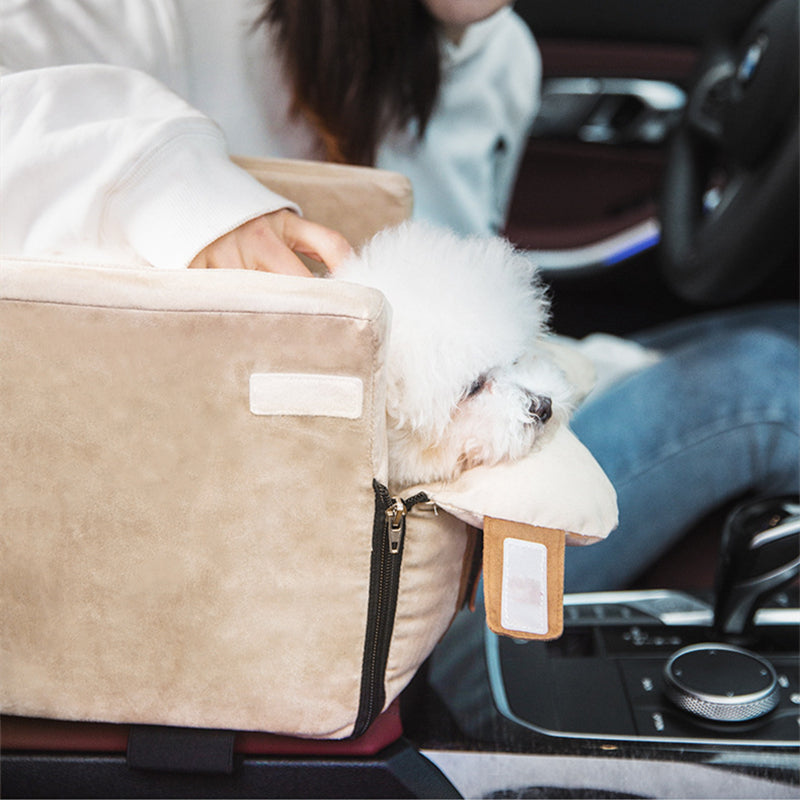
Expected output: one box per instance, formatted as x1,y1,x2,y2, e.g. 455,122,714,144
619,659,668,706
633,704,799,742
602,626,696,655
632,707,711,738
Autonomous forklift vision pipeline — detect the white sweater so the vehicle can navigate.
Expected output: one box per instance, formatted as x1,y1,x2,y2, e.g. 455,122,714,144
0,0,540,268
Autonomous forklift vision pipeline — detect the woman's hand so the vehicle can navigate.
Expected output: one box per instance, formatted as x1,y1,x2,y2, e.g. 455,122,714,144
188,209,353,276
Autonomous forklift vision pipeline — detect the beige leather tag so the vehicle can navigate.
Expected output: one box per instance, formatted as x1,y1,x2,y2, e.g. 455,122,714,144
483,517,565,640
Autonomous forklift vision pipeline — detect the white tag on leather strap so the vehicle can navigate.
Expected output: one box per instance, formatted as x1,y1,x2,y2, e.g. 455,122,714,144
483,518,565,640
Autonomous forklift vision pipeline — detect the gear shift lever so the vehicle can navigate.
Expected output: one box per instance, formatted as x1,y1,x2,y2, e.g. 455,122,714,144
663,497,797,722
713,495,800,637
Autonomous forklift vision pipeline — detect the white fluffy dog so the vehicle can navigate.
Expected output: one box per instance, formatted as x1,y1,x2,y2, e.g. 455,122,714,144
336,221,574,488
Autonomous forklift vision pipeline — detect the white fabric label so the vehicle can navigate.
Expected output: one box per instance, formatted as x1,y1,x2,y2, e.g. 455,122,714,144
249,373,363,419
501,538,548,635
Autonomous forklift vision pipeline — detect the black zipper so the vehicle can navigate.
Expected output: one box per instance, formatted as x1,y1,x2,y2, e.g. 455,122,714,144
352,480,429,736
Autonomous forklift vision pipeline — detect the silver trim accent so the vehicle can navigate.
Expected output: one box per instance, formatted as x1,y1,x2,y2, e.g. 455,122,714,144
531,219,660,273
737,556,800,591
564,589,713,620
755,607,800,625
544,77,686,112
750,516,800,548
562,589,798,627
536,77,686,145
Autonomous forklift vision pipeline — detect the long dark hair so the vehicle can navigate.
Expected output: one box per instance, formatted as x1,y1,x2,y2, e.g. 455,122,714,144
260,0,441,166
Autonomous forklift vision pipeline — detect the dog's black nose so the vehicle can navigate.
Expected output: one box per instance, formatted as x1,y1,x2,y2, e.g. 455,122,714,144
530,395,552,424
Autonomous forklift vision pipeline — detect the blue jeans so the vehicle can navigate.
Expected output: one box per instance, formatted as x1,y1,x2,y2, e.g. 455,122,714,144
566,302,799,592
428,303,799,737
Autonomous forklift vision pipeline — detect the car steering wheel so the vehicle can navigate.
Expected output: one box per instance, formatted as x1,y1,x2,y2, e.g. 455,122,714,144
660,0,798,304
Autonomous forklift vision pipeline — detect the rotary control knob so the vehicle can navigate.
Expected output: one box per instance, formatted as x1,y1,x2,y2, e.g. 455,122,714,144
663,643,780,722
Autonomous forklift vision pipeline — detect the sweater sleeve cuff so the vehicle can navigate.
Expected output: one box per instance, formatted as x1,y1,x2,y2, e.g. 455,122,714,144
108,132,300,269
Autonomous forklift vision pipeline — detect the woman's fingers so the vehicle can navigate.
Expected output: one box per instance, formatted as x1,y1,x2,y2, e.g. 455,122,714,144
278,210,354,273
188,210,353,275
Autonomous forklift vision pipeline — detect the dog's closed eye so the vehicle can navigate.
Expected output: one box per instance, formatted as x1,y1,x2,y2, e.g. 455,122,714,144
465,375,488,399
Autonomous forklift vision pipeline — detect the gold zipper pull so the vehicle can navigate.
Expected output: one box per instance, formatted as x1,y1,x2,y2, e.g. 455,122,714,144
385,498,407,554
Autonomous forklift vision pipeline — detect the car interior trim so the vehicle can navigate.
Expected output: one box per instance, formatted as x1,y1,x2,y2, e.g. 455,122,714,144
527,218,660,273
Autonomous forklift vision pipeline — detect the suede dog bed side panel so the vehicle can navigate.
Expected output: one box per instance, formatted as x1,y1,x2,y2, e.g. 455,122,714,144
385,507,471,702
0,264,391,738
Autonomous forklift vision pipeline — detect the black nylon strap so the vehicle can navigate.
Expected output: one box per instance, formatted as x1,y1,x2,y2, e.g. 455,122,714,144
127,725,236,774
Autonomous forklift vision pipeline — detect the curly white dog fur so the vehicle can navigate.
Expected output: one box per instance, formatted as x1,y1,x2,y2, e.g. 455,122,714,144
336,221,574,488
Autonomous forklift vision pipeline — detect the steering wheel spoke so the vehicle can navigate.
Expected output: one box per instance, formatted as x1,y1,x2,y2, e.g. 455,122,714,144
686,60,736,145
702,169,745,218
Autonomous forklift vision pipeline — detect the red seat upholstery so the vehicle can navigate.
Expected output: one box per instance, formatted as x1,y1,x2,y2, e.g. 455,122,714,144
1,700,402,758
0,701,460,798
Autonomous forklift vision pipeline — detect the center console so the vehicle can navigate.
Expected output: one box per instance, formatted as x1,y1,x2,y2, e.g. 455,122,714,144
487,588,798,745
405,497,800,798
487,496,800,747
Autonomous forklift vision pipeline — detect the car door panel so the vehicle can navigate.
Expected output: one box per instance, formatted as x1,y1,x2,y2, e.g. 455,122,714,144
505,0,779,335
506,2,715,267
